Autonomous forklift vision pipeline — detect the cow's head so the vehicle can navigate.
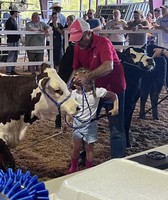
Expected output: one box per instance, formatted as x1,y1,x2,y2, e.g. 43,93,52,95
117,47,155,70
36,67,80,116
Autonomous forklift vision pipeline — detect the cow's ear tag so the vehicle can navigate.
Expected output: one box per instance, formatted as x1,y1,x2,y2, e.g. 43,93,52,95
41,77,50,91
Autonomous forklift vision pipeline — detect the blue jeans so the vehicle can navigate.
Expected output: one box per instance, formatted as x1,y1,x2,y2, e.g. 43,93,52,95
6,42,19,73
97,91,126,158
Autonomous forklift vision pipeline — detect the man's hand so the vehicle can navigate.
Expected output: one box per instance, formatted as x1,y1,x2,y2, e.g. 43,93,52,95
132,26,138,31
73,73,89,86
45,27,52,36
137,24,143,29
109,108,118,116
153,48,163,58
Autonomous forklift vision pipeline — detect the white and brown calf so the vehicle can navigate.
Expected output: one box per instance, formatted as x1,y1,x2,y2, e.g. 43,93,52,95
0,66,79,171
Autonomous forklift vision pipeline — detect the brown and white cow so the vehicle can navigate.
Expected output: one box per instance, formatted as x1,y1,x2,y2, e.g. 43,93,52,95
0,66,79,171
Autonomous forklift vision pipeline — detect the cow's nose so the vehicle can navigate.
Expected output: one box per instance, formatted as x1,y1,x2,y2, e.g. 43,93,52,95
76,106,80,111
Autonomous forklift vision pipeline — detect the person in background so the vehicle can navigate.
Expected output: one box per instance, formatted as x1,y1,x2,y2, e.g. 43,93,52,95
5,5,20,75
153,7,162,23
54,15,76,129
153,5,168,48
153,5,168,88
124,10,150,45
86,9,102,32
145,12,155,44
82,13,88,21
69,18,126,159
67,68,119,174
66,15,75,27
106,9,126,52
99,16,106,29
153,47,168,87
25,12,51,74
146,12,154,28
152,8,162,45
2,6,11,25
49,12,64,71
49,2,67,27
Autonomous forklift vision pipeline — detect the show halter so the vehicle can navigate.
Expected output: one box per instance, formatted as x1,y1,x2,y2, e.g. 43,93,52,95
123,54,147,70
65,84,93,129
35,75,71,107
65,80,111,129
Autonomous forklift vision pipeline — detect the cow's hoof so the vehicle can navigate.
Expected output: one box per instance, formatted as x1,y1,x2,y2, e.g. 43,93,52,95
153,116,160,120
55,123,62,129
0,139,15,171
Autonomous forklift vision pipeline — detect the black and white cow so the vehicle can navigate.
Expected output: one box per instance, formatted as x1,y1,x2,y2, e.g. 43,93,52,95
118,47,155,147
0,66,79,171
139,44,167,120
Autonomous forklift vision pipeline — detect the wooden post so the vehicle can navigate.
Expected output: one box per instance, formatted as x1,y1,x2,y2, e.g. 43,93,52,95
89,0,92,9
96,0,100,10
80,0,83,17
116,0,122,4
39,0,47,19
0,2,3,44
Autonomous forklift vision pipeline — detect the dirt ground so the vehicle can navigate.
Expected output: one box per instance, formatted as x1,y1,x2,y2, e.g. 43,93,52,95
1,66,168,182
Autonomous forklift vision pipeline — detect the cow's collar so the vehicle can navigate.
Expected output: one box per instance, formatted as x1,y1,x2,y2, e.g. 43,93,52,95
138,54,146,64
123,54,146,70
35,75,71,107
40,89,71,107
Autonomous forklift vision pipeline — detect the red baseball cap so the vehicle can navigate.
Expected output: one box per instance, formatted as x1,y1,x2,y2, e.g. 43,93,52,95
160,5,168,9
69,18,90,42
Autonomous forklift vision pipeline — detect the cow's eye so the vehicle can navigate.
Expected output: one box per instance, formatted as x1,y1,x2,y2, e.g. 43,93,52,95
55,89,63,95
130,53,136,59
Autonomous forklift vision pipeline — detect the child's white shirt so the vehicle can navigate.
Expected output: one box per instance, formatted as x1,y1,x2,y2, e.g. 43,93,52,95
71,87,107,121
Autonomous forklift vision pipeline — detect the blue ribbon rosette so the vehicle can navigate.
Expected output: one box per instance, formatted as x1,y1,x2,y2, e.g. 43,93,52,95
0,168,49,199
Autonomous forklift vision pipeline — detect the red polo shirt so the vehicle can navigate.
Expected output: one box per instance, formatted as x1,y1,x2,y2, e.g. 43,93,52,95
73,34,126,94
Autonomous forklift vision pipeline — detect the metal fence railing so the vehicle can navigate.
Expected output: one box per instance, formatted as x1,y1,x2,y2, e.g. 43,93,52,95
64,29,162,50
0,30,53,68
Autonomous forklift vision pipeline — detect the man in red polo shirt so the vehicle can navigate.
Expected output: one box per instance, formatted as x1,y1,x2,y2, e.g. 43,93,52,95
69,18,126,158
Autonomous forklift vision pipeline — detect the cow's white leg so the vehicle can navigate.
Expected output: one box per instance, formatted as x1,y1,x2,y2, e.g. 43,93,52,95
0,117,29,148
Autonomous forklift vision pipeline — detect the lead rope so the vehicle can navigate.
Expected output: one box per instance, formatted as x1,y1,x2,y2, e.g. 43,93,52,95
65,85,93,129
123,54,146,70
18,112,112,150
18,76,73,150
18,132,63,150
35,75,71,107
67,77,85,118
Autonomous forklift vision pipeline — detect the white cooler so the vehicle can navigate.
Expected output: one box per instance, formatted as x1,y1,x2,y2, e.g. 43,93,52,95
46,158,168,200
